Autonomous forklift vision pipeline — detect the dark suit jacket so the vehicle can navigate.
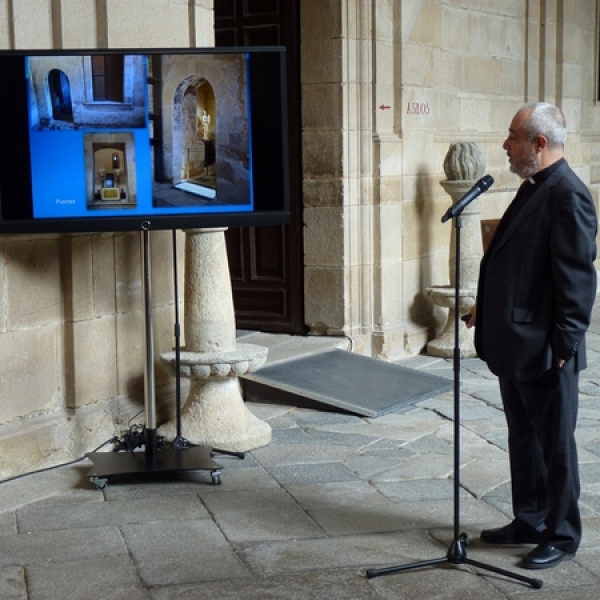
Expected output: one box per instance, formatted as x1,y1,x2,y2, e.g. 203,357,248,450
475,161,597,383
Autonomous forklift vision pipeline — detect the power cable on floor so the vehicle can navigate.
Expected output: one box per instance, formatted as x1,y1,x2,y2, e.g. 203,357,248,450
0,436,118,486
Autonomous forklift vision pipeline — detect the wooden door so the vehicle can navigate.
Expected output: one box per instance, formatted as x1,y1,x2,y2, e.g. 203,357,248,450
214,0,305,334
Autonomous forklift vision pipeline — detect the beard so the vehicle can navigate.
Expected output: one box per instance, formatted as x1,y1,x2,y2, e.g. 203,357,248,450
509,145,538,179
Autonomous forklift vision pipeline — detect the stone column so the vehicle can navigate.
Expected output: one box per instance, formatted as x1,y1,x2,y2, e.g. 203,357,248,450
427,142,485,357
159,228,271,452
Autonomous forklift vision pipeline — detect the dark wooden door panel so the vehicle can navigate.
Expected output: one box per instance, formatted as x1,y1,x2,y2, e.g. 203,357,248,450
225,224,291,326
252,226,285,279
215,0,305,333
215,3,281,48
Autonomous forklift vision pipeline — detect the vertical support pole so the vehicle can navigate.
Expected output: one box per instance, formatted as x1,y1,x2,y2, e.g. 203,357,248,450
453,215,462,542
141,229,157,462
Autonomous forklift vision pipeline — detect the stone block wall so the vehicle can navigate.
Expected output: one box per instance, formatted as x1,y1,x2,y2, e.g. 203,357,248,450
0,230,186,477
0,0,212,478
301,0,600,359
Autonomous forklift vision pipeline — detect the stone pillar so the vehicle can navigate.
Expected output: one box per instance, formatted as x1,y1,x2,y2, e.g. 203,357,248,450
159,228,271,452
427,142,485,357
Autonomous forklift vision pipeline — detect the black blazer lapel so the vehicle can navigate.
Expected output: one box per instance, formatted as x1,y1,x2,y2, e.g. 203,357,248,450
489,162,570,255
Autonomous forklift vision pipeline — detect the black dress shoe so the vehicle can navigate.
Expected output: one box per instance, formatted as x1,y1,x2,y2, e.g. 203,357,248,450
480,521,542,545
523,543,575,570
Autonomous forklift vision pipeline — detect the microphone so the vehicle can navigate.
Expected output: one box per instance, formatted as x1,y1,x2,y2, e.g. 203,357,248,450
441,174,494,223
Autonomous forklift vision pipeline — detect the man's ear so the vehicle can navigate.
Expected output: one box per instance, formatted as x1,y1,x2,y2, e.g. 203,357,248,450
536,135,549,152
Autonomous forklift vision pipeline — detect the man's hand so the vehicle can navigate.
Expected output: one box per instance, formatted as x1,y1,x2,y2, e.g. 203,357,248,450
464,306,476,329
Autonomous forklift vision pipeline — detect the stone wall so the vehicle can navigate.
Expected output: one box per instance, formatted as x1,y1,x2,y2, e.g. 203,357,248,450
301,0,600,359
0,0,213,478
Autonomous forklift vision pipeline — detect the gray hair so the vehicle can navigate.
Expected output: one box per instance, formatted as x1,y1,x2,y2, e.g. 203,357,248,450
520,102,567,148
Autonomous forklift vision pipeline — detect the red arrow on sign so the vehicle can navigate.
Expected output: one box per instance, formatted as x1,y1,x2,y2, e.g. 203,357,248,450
379,104,391,110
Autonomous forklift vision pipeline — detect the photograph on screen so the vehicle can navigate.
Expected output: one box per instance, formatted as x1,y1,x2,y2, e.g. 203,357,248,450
85,134,137,210
28,54,147,130
152,53,252,209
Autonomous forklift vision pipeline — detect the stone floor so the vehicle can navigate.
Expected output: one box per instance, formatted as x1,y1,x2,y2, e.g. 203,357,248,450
2,304,600,599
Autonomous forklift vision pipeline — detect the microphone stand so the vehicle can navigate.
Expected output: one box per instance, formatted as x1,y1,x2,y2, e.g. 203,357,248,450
365,210,543,589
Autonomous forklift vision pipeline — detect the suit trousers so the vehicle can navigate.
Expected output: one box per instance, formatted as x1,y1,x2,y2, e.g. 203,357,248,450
498,358,581,553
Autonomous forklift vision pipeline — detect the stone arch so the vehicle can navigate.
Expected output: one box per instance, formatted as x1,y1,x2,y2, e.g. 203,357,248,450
172,76,216,188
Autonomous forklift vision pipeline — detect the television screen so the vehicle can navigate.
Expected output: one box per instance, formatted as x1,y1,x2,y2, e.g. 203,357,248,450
0,47,290,233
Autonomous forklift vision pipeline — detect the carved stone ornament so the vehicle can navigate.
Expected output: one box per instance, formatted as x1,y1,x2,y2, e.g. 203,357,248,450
443,141,486,181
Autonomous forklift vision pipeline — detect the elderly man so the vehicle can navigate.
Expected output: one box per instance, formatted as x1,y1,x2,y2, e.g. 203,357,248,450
466,102,597,569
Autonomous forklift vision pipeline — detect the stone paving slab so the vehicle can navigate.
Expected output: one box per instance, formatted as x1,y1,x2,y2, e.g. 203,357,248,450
576,516,600,549
236,530,446,576
16,493,211,532
201,485,305,514
0,526,127,566
371,565,509,600
0,465,99,512
469,545,598,597
208,501,326,544
149,569,386,600
366,496,505,529
342,446,417,479
285,480,402,511
0,510,15,535
307,418,446,446
26,557,146,600
250,441,359,466
266,461,361,486
372,451,456,480
0,566,25,600
460,455,510,499
121,519,248,586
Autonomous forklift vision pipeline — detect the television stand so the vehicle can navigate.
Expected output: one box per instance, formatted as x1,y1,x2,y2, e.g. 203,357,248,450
86,229,223,489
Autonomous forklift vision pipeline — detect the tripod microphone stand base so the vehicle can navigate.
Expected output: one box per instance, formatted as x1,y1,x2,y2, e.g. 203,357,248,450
365,533,543,589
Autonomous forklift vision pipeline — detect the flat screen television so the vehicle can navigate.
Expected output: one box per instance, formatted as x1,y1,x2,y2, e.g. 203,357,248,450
0,46,290,234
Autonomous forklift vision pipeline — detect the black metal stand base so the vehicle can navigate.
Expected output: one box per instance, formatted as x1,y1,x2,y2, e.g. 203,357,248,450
85,431,224,490
85,446,223,489
365,533,543,588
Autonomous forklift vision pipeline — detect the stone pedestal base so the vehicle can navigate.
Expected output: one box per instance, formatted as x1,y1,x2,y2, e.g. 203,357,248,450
427,285,477,357
159,343,271,452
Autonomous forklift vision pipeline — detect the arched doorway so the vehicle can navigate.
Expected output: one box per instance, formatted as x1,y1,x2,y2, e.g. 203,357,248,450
174,78,218,199
48,69,73,123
